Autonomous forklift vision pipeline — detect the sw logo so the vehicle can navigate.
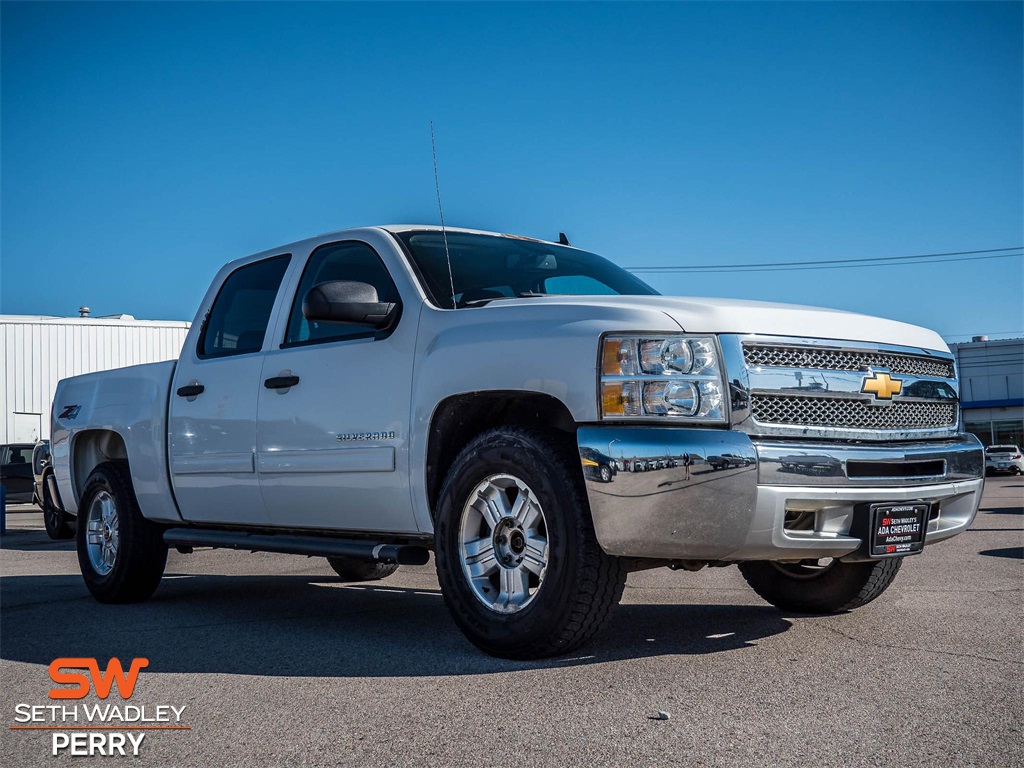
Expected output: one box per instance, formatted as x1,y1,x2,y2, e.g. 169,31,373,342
14,663,188,757
48,657,148,699
861,371,903,400
44,658,156,757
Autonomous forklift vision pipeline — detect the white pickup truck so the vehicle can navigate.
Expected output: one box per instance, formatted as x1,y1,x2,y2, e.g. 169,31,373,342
51,226,985,659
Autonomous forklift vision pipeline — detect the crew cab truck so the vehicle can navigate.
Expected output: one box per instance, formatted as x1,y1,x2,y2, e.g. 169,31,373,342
51,226,985,659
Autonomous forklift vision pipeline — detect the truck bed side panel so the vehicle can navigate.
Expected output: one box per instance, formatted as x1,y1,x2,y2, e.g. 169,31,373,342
51,360,182,522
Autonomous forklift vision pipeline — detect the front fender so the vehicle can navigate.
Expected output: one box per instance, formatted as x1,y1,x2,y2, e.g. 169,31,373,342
408,301,682,531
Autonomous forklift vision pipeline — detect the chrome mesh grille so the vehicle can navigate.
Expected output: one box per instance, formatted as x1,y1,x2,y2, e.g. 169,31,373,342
743,345,955,378
750,394,957,430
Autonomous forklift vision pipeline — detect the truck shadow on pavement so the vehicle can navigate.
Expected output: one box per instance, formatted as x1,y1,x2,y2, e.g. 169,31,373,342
982,506,1023,516
0,573,790,677
0,533,77,552
978,547,1023,560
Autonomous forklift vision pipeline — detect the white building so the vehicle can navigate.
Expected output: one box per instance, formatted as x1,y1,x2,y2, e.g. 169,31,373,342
1,313,190,444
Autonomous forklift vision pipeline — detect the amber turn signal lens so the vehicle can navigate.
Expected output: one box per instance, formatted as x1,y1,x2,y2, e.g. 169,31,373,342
602,382,626,416
602,340,624,375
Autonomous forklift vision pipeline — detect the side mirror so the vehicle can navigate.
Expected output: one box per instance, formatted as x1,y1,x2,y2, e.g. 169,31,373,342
302,281,397,329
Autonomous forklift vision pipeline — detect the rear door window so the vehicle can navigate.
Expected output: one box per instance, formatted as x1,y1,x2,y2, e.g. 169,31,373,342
199,255,291,358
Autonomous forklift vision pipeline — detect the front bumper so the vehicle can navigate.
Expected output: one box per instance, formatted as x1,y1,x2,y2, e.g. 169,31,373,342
577,427,985,561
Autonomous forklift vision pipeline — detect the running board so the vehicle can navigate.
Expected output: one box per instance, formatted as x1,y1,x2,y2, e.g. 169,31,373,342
162,528,431,565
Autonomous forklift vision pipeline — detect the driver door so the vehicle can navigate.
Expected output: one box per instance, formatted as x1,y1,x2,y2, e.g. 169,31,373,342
256,239,418,533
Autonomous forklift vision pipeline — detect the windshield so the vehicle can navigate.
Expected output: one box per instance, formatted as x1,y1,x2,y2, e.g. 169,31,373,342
987,446,1019,454
394,230,658,308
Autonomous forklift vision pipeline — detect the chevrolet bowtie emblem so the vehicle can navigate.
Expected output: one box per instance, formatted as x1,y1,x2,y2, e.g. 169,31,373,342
862,372,903,400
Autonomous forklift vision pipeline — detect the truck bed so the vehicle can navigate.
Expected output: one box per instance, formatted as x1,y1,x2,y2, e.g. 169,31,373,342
51,360,181,522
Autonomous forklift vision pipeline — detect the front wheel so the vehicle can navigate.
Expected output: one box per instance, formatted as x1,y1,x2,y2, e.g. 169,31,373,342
76,462,167,603
42,473,74,540
738,557,903,614
434,427,626,660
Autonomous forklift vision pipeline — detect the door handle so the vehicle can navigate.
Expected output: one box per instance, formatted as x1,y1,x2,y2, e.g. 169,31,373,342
264,375,300,390
176,384,205,397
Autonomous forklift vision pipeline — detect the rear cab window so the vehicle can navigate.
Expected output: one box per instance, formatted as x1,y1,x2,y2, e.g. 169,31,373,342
6,445,31,464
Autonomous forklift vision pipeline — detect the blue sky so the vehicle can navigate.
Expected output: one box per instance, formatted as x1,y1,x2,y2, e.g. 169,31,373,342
2,1,1021,341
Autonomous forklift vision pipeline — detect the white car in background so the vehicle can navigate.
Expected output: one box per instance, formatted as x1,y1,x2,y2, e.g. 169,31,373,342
985,445,1023,475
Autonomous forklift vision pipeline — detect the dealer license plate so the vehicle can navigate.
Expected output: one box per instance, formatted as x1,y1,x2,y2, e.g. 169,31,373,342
870,503,928,557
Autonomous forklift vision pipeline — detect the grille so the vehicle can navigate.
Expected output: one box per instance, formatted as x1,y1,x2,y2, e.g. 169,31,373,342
744,345,955,378
750,394,957,431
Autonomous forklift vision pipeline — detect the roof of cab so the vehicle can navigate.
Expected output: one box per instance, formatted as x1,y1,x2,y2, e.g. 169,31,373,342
226,225,574,272
317,224,563,246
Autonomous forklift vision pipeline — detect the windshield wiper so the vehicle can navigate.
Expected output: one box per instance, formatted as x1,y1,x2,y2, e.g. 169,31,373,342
462,292,559,307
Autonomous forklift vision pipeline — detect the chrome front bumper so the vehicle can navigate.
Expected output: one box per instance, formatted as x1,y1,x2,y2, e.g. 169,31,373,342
577,427,985,561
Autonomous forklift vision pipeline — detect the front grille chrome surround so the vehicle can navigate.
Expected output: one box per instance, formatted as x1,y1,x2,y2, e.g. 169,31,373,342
719,335,961,442
750,394,958,431
743,344,955,379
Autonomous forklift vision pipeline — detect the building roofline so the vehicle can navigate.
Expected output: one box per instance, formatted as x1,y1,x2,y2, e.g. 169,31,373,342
0,315,191,328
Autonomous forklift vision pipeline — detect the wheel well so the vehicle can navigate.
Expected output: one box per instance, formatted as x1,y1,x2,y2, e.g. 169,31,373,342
426,391,578,512
72,430,128,504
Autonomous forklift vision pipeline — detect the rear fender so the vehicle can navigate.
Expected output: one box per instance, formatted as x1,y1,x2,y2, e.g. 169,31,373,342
51,361,181,522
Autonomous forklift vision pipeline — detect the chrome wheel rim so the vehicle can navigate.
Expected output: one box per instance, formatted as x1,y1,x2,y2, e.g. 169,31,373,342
458,474,549,614
86,490,119,576
770,558,836,580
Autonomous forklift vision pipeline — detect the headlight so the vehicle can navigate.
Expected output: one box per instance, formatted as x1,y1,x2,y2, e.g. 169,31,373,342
600,334,726,422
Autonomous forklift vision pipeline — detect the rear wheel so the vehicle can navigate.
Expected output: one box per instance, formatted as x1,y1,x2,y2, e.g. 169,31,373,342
326,557,399,582
738,557,903,614
42,472,74,540
76,462,167,603
434,427,626,659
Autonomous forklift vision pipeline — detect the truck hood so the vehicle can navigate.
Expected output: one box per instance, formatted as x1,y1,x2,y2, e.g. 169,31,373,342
507,295,950,352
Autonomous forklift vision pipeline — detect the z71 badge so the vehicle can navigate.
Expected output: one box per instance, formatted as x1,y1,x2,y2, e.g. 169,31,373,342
58,405,82,420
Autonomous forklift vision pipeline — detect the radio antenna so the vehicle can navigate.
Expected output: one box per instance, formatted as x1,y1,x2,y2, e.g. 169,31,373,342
430,121,457,309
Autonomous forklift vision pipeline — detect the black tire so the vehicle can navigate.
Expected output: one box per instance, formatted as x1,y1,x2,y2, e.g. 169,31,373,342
434,427,627,660
326,557,399,582
738,557,903,614
76,461,167,603
599,465,612,483
42,472,74,540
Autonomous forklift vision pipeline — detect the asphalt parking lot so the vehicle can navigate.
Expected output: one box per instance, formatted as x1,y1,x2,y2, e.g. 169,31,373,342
1,478,1021,767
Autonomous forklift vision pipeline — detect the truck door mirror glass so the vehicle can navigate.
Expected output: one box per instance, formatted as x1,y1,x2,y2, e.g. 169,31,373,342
302,280,397,329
